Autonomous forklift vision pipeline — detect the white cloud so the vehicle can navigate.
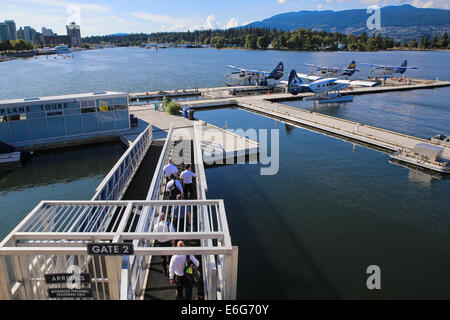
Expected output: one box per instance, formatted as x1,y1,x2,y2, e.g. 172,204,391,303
317,3,323,9
205,14,220,29
277,0,287,3
133,11,239,32
226,18,239,28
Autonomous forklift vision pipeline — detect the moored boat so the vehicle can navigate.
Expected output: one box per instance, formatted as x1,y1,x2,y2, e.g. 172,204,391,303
0,141,21,164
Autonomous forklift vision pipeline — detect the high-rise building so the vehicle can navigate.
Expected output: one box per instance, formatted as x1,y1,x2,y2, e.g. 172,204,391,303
42,27,54,36
0,23,11,40
23,26,37,43
66,22,81,47
17,27,25,40
4,20,17,40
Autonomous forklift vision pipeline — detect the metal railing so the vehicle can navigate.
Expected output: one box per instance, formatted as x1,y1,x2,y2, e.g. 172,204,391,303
92,124,152,201
0,200,237,300
146,124,174,201
193,124,220,299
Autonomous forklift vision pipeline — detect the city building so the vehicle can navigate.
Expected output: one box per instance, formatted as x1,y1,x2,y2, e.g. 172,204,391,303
66,22,81,47
17,27,25,40
42,27,54,36
23,26,37,42
4,20,17,40
0,92,130,146
42,35,69,46
4,20,82,46
0,22,11,40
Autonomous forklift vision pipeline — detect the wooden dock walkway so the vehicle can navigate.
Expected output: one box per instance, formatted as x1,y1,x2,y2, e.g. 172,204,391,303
177,92,450,162
236,98,450,159
128,105,259,162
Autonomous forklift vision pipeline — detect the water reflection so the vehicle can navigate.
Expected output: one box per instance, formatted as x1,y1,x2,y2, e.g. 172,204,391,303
0,142,125,190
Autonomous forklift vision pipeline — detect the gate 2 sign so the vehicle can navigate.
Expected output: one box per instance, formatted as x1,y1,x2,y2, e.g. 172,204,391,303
87,243,135,255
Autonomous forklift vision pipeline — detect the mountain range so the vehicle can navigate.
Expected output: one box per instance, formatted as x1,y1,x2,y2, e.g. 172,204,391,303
244,4,450,41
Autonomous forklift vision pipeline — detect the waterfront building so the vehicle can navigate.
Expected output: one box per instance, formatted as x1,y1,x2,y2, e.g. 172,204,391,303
23,26,37,42
66,22,81,47
42,27,54,36
4,20,17,40
0,23,11,40
0,92,130,146
42,35,70,46
17,27,25,40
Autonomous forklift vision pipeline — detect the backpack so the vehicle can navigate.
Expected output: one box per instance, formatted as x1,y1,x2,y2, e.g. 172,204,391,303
169,180,181,199
184,255,201,284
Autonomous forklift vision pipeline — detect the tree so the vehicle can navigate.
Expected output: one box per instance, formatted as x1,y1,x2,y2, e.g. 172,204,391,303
244,34,257,49
257,35,269,49
215,37,224,49
408,39,418,48
0,40,12,52
431,35,439,48
439,32,448,48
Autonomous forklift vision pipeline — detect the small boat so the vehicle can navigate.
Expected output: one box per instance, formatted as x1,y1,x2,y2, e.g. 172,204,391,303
0,141,35,164
0,141,21,164
49,45,72,54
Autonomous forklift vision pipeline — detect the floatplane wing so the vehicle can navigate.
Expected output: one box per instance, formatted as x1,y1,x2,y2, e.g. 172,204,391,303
296,73,377,87
227,65,269,76
360,63,418,70
335,79,379,87
296,73,323,82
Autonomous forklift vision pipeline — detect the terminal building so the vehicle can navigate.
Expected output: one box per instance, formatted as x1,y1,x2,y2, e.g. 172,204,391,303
0,92,130,148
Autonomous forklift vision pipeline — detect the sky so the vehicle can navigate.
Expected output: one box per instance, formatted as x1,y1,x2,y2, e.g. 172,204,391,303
0,0,449,36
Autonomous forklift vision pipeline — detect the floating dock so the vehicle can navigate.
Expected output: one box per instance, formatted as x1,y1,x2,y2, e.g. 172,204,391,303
168,79,450,173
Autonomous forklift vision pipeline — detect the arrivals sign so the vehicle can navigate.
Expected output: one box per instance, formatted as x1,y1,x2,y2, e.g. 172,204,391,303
45,271,92,299
45,273,91,284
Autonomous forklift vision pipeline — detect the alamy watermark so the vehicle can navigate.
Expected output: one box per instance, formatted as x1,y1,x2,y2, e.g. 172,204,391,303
170,127,280,176
366,265,381,290
366,5,381,30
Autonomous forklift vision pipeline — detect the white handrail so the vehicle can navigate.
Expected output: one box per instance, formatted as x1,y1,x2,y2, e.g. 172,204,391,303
145,124,174,201
92,124,152,201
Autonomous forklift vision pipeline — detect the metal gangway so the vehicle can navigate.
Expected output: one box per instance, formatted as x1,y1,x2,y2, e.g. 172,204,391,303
0,123,238,300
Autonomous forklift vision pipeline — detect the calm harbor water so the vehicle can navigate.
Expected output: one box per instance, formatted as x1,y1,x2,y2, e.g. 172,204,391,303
0,47,449,299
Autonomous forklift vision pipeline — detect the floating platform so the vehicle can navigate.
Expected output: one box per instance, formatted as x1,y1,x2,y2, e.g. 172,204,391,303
127,104,259,164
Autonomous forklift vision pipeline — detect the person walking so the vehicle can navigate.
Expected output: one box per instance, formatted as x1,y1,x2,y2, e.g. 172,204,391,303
169,241,200,300
180,164,196,200
166,173,183,200
163,158,178,184
152,212,175,276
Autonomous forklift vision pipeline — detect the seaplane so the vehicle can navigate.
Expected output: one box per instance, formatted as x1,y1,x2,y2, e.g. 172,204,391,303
286,70,354,104
360,60,418,78
304,60,359,78
226,62,284,86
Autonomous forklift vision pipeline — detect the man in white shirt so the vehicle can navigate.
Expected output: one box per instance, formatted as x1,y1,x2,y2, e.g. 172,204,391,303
153,212,175,276
180,164,196,200
169,241,200,300
166,173,183,200
163,158,178,184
